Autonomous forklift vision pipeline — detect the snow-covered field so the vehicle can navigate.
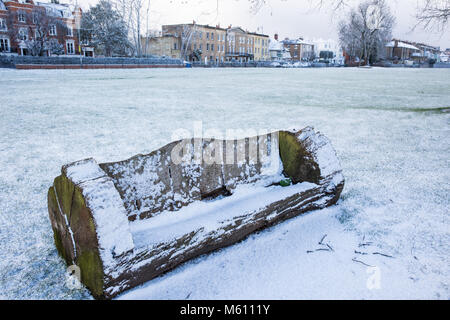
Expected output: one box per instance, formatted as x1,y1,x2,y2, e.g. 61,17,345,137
0,67,449,300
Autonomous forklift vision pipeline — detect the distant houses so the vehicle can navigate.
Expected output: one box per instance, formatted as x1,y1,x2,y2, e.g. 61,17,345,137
281,37,315,62
141,22,270,63
2,1,447,67
385,39,442,63
310,38,345,65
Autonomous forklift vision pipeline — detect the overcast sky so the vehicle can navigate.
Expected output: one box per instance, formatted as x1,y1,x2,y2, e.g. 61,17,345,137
72,0,449,49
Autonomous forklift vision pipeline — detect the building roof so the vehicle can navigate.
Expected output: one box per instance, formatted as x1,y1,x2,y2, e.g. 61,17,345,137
163,23,228,31
386,41,420,51
37,2,74,19
246,31,269,37
163,23,268,37
282,38,314,46
269,40,283,51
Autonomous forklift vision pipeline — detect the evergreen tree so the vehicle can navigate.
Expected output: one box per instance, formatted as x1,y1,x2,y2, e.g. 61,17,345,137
81,0,131,57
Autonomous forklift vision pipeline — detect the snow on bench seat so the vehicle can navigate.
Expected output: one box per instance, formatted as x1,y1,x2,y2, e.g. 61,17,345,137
131,181,318,248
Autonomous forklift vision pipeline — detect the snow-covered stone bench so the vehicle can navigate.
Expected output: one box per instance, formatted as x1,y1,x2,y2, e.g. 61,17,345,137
47,127,344,299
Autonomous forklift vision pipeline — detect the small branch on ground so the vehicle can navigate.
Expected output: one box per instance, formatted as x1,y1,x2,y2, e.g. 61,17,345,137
319,234,328,245
373,252,394,258
352,258,374,267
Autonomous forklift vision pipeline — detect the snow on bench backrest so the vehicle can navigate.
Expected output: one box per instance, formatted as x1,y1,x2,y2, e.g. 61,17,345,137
99,134,281,221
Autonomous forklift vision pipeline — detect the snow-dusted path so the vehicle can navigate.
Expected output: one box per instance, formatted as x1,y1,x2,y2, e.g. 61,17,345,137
0,68,448,299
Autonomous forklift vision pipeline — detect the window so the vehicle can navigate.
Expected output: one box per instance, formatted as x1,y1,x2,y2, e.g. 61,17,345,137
67,26,73,37
0,37,10,52
66,41,75,54
0,18,7,31
211,33,214,40
211,44,214,51
32,13,38,24
206,43,209,51
206,33,209,40
49,25,57,36
18,13,26,23
18,28,27,41
174,42,177,50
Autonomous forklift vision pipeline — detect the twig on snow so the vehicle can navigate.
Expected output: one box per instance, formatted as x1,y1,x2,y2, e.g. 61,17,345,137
352,258,374,267
319,234,328,245
373,252,394,258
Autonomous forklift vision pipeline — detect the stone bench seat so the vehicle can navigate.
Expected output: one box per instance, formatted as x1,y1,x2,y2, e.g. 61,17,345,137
47,127,344,299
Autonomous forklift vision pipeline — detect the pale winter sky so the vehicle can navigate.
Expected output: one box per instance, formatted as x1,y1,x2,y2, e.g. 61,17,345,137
70,0,449,49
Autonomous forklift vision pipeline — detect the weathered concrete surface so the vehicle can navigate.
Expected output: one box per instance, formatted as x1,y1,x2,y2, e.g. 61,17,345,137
48,127,344,299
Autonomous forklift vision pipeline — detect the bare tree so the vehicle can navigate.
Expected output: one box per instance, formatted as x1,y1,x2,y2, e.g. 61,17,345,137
6,9,63,56
416,0,450,29
110,0,151,57
245,0,449,28
338,0,395,65
25,9,62,56
180,24,198,61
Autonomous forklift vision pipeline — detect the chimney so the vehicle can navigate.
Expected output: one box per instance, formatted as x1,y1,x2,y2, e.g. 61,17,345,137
274,33,278,41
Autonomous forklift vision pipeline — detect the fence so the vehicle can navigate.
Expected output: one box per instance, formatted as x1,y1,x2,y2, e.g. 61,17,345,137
0,55,184,69
191,61,274,68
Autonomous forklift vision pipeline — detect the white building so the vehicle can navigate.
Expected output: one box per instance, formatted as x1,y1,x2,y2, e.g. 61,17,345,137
308,38,345,65
268,34,291,61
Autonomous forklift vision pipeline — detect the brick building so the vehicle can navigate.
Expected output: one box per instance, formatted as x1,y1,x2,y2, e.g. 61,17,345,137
141,34,180,59
386,39,441,63
0,0,82,56
281,37,315,62
148,22,269,63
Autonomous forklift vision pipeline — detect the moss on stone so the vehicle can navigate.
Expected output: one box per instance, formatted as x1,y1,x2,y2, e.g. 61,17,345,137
77,250,104,298
48,186,73,265
50,175,105,298
70,186,104,299
279,131,321,184
54,175,75,218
